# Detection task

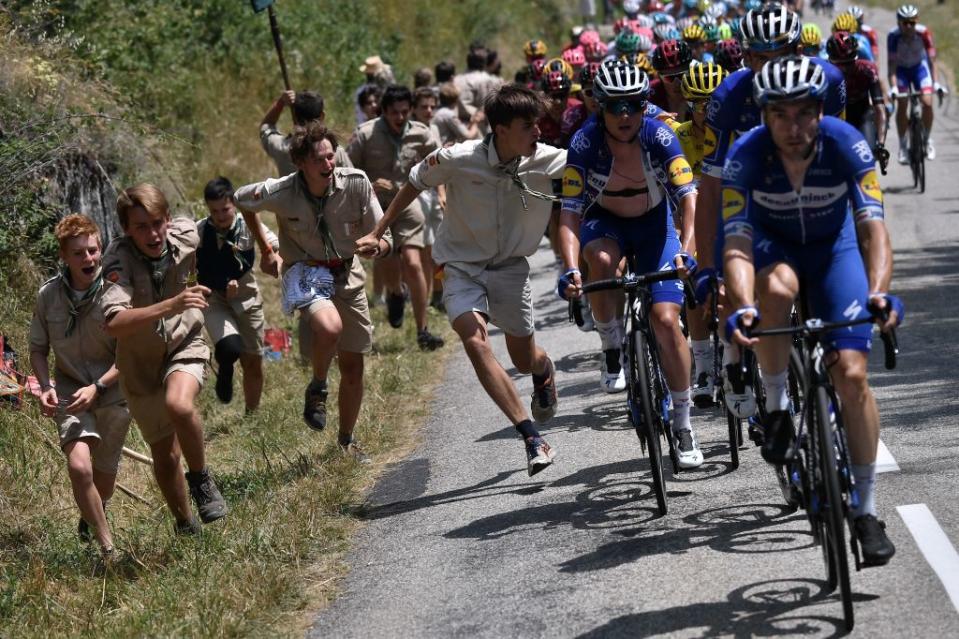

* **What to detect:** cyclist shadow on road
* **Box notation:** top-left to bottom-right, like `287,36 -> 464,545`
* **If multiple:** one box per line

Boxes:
575,577 -> 875,639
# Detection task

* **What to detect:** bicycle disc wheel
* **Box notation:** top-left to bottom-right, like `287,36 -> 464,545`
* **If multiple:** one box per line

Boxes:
814,386 -> 854,631
632,327 -> 667,516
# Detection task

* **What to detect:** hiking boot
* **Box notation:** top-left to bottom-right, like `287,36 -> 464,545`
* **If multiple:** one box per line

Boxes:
303,380 -> 328,431
215,361 -> 234,404
530,357 -> 558,422
185,468 -> 228,524
691,371 -> 715,408
854,514 -> 896,566
417,328 -> 445,351
525,436 -> 557,477
674,429 -> 704,469
761,410 -> 797,464
339,438 -> 372,464
174,517 -> 202,536
386,292 -> 405,328
600,348 -> 626,394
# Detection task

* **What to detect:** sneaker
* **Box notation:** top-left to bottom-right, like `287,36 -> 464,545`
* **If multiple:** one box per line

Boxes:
898,146 -> 909,165
600,348 -> 626,393
174,517 -> 202,536
215,361 -> 234,404
185,468 -> 228,524
530,357 -> 559,422
303,380 -> 328,431
524,436 -> 557,476
386,292 -> 405,328
925,137 -> 936,160
339,438 -> 372,464
854,514 -> 896,566
723,364 -> 757,418
674,429 -> 704,469
417,328 -> 445,351
78,517 -> 92,543
761,410 -> 797,464
691,371 -> 715,408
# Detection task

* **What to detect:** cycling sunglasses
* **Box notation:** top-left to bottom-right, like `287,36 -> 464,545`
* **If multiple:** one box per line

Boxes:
900,20 -> 917,26
605,98 -> 647,116
687,100 -> 708,113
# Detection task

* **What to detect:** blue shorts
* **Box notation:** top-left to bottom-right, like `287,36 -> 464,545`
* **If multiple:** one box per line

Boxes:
753,217 -> 872,353
580,201 -> 685,306
896,60 -> 934,94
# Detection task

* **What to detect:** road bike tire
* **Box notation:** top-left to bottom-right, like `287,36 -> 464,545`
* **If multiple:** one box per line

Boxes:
726,406 -> 741,470
909,116 -> 924,192
814,385 -> 855,632
632,326 -> 668,516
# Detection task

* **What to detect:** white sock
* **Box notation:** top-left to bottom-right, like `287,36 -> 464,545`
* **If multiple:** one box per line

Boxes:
852,463 -> 877,517
762,369 -> 790,413
595,318 -> 623,351
721,337 -> 735,368
691,339 -> 712,378
670,388 -> 691,432
899,135 -> 907,148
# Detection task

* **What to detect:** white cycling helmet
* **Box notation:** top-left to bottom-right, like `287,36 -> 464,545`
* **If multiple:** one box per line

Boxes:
896,4 -> 919,20
623,0 -> 642,16
740,5 -> 802,52
848,5 -> 865,22
594,59 -> 651,104
753,55 -> 828,107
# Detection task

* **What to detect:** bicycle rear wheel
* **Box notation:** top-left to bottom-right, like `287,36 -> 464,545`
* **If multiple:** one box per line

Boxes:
630,326 -> 667,516
814,385 -> 854,631
909,116 -> 925,192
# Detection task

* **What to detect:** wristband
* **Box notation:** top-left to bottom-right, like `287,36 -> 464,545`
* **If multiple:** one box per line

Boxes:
94,381 -> 108,396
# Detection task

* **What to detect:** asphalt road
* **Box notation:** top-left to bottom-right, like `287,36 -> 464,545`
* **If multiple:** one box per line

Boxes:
309,5 -> 959,637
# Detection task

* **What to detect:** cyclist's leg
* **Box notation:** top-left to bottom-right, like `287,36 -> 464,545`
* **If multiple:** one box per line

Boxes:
894,67 -> 911,141
916,59 -> 935,135
582,208 -> 628,391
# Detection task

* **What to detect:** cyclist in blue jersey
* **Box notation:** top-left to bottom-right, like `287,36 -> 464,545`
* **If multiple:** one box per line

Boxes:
723,56 -> 900,565
692,4 -> 847,419
556,60 -> 704,469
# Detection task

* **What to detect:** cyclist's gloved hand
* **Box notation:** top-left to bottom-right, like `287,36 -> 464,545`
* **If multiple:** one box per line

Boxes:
693,267 -> 716,305
556,268 -> 582,301
725,305 -> 759,345
934,82 -> 946,97
868,292 -> 904,330
674,252 -> 697,274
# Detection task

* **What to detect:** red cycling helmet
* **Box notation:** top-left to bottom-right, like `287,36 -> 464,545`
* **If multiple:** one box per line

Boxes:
580,29 -> 601,46
529,58 -> 547,80
562,47 -> 587,67
578,61 -> 604,88
651,38 -> 692,75
647,0 -> 666,12
542,70 -> 572,94
614,16 -> 631,34
826,31 -> 859,62
584,40 -> 609,61
714,38 -> 744,72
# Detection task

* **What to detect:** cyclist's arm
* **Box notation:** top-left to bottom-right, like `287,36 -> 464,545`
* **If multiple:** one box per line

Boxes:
559,136 -> 589,271
646,119 -> 697,251
867,69 -> 888,145
723,234 -> 755,311
558,210 -> 581,272
694,174 -> 720,269
857,219 -> 893,296
922,28 -> 938,84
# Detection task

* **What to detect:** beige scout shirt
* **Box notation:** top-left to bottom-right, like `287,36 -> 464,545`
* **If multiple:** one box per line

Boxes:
346,118 -> 438,209
100,217 -> 207,395
259,123 -> 353,177
408,137 -> 566,268
453,71 -> 504,115
29,274 -> 124,406
433,106 -> 471,145
233,168 -> 392,293
196,216 -> 278,312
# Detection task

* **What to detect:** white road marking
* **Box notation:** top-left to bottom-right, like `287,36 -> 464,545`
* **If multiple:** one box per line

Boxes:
876,439 -> 900,474
897,504 -> 959,613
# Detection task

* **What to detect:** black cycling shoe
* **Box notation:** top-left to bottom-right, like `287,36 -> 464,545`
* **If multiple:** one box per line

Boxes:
386,293 -> 405,328
761,410 -> 797,464
855,514 -> 896,566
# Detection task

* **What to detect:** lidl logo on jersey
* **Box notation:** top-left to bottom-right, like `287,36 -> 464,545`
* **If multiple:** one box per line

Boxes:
703,126 -> 718,155
668,158 -> 694,186
858,169 -> 883,203
562,167 -> 584,197
722,188 -> 745,220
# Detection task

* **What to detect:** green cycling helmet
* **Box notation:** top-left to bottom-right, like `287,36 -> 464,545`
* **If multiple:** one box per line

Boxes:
615,29 -> 642,55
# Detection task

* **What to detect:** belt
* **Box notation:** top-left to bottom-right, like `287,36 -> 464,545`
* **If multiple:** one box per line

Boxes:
305,257 -> 352,270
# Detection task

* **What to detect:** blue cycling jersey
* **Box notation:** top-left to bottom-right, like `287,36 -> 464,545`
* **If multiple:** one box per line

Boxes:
721,116 -> 884,245
701,60 -> 848,179
561,116 -> 697,216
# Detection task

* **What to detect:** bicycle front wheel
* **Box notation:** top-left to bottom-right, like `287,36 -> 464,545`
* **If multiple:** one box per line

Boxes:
631,326 -> 667,516
814,385 -> 854,631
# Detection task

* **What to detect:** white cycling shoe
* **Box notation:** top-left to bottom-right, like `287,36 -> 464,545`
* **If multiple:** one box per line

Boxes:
723,377 -> 758,418
600,349 -> 626,393
898,146 -> 909,165
674,429 -> 704,469
926,138 -> 936,160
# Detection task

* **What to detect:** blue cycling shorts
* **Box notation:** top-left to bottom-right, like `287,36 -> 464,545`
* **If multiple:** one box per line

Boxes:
752,217 -> 872,353
895,60 -> 934,94
580,201 -> 685,306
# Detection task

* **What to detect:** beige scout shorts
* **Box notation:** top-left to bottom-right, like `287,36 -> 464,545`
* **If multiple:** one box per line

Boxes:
391,199 -> 425,250
442,258 -> 535,337
57,402 -> 132,474
297,260 -> 373,356
204,294 -> 265,354
122,333 -> 208,446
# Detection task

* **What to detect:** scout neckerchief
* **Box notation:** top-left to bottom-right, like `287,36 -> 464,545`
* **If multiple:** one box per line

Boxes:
212,215 -> 251,271
60,266 -> 103,337
483,134 -> 559,211
298,173 -> 341,261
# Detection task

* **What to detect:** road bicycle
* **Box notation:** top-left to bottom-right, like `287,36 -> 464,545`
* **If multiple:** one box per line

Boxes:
579,262 -> 694,516
893,87 -> 948,193
742,303 -> 898,632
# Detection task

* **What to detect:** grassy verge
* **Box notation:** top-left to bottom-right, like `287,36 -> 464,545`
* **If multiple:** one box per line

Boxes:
0,253 -> 453,637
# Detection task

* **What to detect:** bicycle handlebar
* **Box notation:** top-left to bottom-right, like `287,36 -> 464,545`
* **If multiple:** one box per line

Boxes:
745,316 -> 898,370
580,269 -> 697,309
